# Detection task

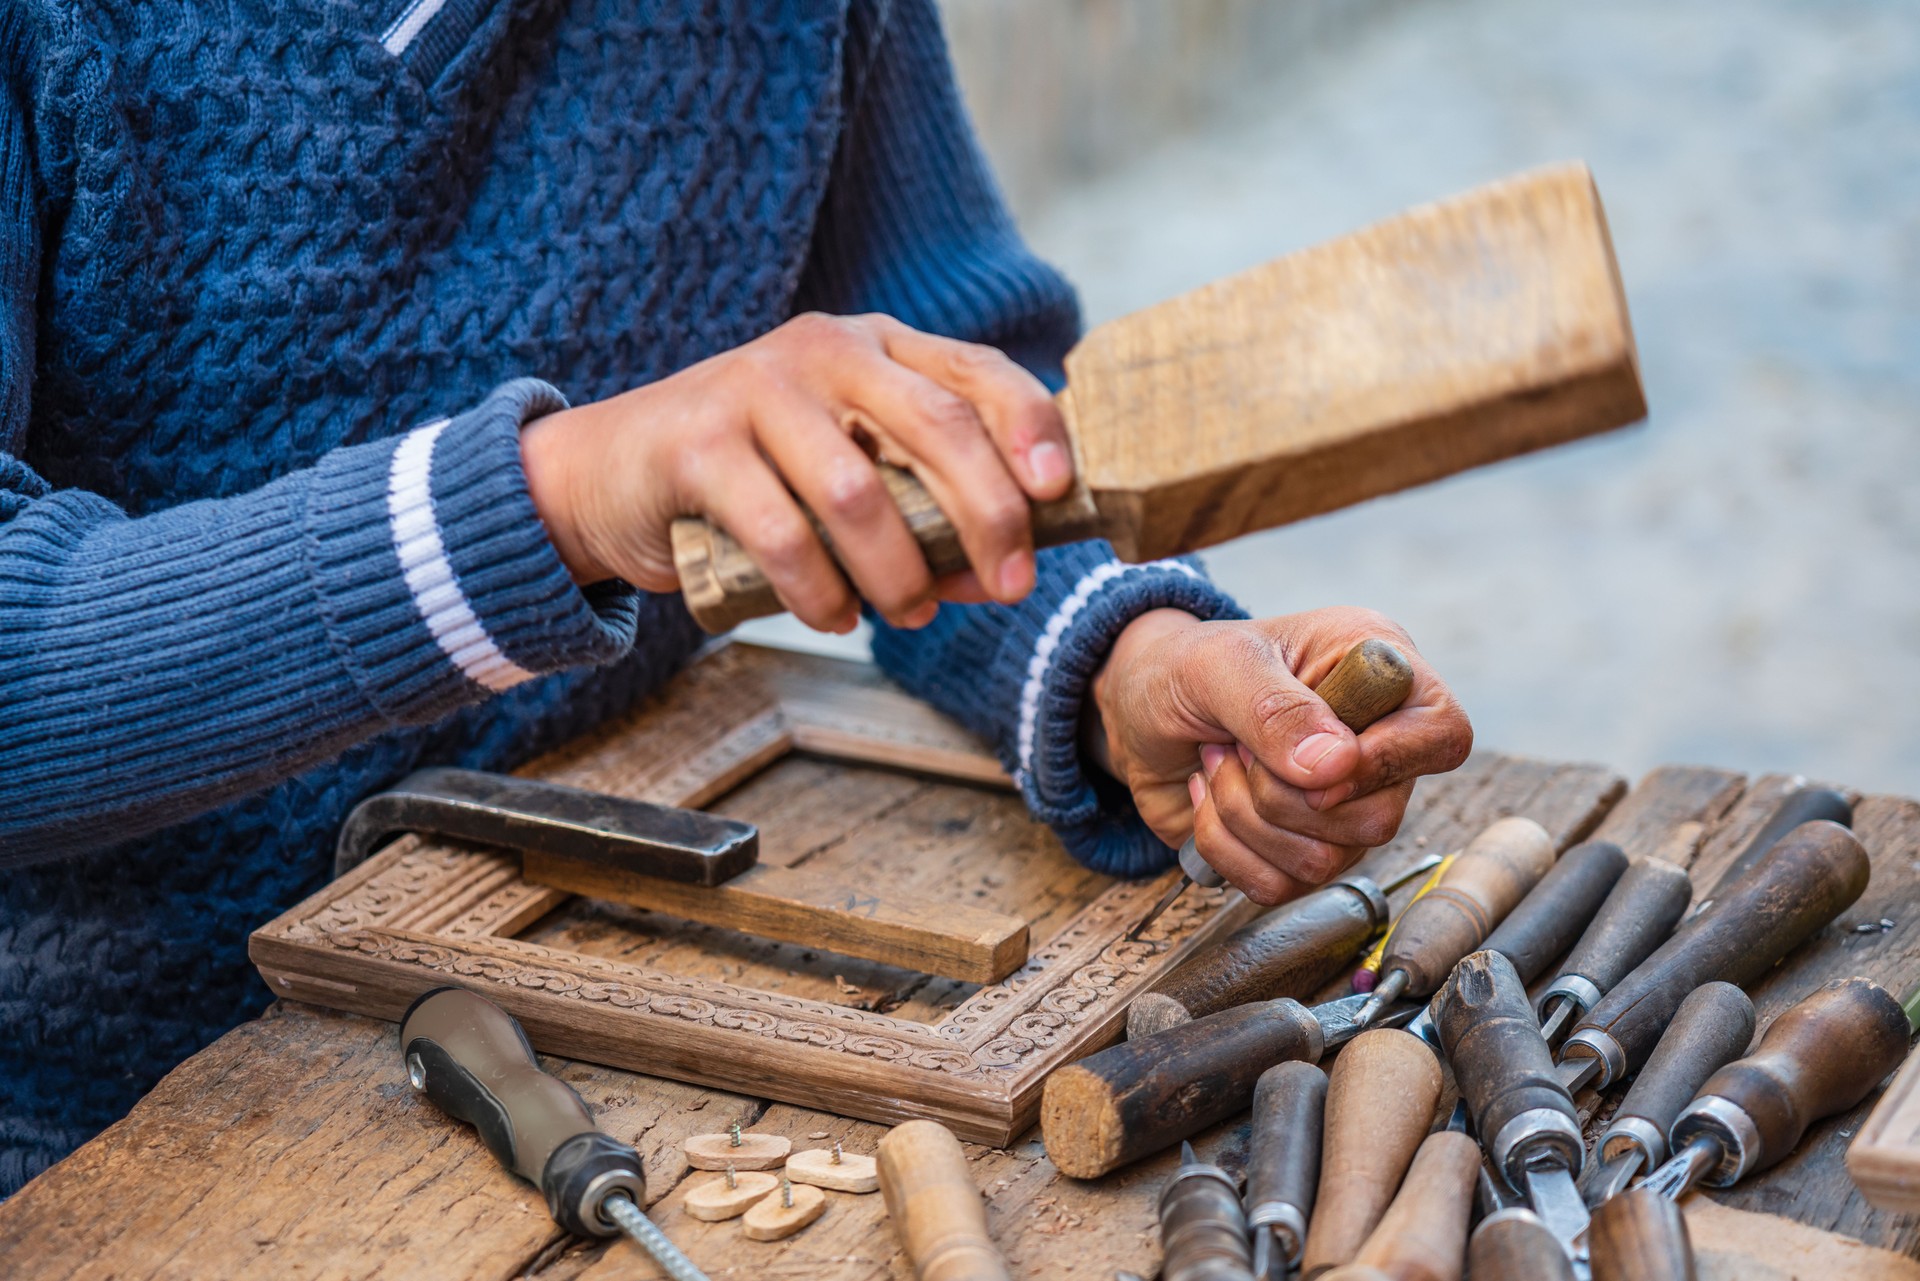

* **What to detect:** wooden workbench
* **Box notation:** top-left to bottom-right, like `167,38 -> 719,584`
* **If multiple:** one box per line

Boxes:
3,647 -> 1918,1280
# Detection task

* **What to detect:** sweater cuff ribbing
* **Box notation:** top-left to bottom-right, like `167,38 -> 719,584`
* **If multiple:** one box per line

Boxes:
304,378 -> 639,725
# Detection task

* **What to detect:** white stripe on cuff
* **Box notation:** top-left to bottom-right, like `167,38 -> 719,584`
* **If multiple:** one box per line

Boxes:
380,0 -> 450,56
386,420 -> 537,693
1013,558 -> 1203,782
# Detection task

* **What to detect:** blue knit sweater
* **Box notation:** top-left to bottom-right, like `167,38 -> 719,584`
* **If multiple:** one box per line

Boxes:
0,0 -> 1243,1191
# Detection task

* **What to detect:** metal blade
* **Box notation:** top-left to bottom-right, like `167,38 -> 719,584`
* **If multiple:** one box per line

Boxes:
1351,968 -> 1409,1029
1313,991 -> 1420,1046
1522,1164 -> 1592,1264
1580,1149 -> 1644,1207
1555,1056 -> 1602,1094
1378,851 -> 1446,895
1639,1136 -> 1719,1202
1126,875 -> 1192,941
1539,994 -> 1577,1045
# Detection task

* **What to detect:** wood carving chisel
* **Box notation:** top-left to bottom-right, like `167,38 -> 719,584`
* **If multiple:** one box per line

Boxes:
1351,816 -> 1555,1028
1040,993 -> 1423,1179
877,1120 -> 1014,1281
398,987 -> 709,1281
1555,820 -> 1870,1094
1437,950 -> 1589,1261
1401,838 -> 1627,1043
1587,1187 -> 1696,1281
1128,639 -> 1416,941
1707,782 -> 1851,892
1159,1142 -> 1257,1281
1345,1131 -> 1481,1281
671,163 -> 1645,632
1246,1062 -> 1327,1280
1536,859 -> 1693,1046
1130,854 -> 1442,1038
1639,976 -> 1914,1201
1580,982 -> 1754,1205
1469,1208 -> 1577,1281
1299,1029 -> 1443,1276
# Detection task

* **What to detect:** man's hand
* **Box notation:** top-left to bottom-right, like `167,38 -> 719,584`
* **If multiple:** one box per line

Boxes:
519,313 -> 1074,633
1088,607 -> 1473,905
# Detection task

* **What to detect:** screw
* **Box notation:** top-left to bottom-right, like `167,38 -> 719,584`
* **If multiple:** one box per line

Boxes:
725,1163 -> 737,1190
832,1141 -> 843,1165
730,1122 -> 742,1148
782,1178 -> 793,1209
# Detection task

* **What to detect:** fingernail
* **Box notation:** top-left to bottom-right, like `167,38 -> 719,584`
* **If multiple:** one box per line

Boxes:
1292,732 -> 1341,772
1026,441 -> 1070,491
997,550 -> 1033,598
1188,773 -> 1206,809
901,601 -> 938,629
1304,788 -> 1326,811
1236,744 -> 1253,770
1305,781 -> 1355,812
1199,743 -> 1229,778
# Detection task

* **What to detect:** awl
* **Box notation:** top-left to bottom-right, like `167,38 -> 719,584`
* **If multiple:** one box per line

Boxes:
1128,639 -> 1415,941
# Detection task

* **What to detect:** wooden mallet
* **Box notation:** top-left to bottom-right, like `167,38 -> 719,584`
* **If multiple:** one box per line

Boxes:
672,161 -> 1644,631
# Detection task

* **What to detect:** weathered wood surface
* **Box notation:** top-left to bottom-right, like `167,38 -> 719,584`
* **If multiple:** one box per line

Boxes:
4,657 -> 1915,1275
672,163 -> 1647,630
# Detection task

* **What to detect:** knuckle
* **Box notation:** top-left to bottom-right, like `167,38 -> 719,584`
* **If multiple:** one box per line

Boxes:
1348,807 -> 1404,850
822,462 -> 886,521
944,341 -> 1008,381
783,311 -> 854,352
910,385 -> 979,439
748,515 -> 815,573
1288,843 -> 1346,887
1241,866 -> 1290,907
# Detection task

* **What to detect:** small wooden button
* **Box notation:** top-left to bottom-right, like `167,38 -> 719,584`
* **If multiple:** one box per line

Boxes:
743,1182 -> 826,1240
684,1170 -> 778,1221
786,1146 -> 879,1193
684,1131 -> 790,1170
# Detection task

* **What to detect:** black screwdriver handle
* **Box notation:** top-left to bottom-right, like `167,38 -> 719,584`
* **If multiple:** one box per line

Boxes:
1601,982 -> 1754,1169
1480,839 -> 1628,984
1563,821 -> 1869,1087
1539,859 -> 1691,1020
1247,1061 -> 1327,1267
1674,976 -> 1912,1184
1437,950 -> 1582,1188
400,986 -> 645,1236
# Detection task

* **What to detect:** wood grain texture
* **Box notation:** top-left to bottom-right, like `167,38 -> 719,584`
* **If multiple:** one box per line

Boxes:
19,757 -> 1917,1279
671,163 -> 1646,629
1849,1046 -> 1920,1213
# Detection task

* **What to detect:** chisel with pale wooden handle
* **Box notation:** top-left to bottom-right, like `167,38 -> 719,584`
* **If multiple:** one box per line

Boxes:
671,162 -> 1644,632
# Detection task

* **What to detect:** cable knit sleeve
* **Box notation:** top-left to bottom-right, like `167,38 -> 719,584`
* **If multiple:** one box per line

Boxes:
798,0 -> 1247,878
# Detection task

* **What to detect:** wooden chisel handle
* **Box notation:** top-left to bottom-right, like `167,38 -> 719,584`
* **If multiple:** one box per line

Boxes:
1468,1209 -> 1576,1281
1041,999 -> 1325,1179
878,1120 -> 1014,1281
1247,1062 -> 1327,1269
1599,982 -> 1754,1170
1379,817 -> 1554,995
1301,1029 -> 1443,1277
1348,1131 -> 1481,1281
1588,1188 -> 1696,1281
1537,859 -> 1691,1023
672,463 -> 1102,633
1674,976 -> 1912,1183
1563,821 -> 1869,1088
1479,839 -> 1627,984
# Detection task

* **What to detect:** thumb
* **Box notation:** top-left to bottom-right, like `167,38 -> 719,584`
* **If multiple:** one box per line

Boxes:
1194,637 -> 1361,791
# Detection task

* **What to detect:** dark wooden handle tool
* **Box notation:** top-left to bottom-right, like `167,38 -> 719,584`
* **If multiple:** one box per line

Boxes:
1645,976 -> 1913,1198
1559,820 -> 1870,1091
1130,857 -> 1441,1038
1346,1131 -> 1480,1281
1711,783 -> 1852,892
1247,1062 -> 1327,1278
1129,640 -> 1415,941
1354,816 -> 1555,1023
1588,1187 -> 1696,1281
399,988 -> 706,1279
1479,838 -> 1628,985
1160,1143 -> 1257,1281
1300,1029 -> 1443,1278
672,164 -> 1644,632
1536,857 -> 1692,1044
1583,982 -> 1754,1204
1467,1209 -> 1576,1281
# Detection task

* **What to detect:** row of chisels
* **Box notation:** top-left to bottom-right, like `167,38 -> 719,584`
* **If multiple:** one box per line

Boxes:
1040,781 -> 1916,1279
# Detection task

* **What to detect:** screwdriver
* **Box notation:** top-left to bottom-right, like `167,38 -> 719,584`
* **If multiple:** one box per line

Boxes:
1640,976 -> 1914,1201
1041,991 -> 1420,1179
1352,815 -> 1555,1028
1400,837 -> 1627,1044
1246,1062 -> 1326,1280
1581,981 -> 1754,1205
1128,639 -> 1415,941
1130,854 -> 1442,1039
1556,820 -> 1869,1093
1436,949 -> 1588,1259
398,987 -> 709,1281
1536,857 -> 1693,1045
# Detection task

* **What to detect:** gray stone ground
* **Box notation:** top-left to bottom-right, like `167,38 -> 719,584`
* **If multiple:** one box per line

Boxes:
742,0 -> 1920,797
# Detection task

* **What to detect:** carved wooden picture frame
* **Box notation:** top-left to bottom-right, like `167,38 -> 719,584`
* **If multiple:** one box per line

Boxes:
250,643 -> 1259,1145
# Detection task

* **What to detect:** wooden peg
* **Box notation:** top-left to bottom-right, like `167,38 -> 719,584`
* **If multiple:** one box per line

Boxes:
1349,1131 -> 1480,1281
742,1179 -> 826,1241
1300,1029 -> 1443,1277
684,1170 -> 779,1221
684,1130 -> 790,1171
878,1119 -> 1013,1281
788,1144 -> 880,1193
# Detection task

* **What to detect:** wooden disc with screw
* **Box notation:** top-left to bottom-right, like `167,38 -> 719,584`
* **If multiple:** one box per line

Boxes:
743,1182 -> 826,1240
684,1171 -> 779,1221
684,1132 -> 790,1170
787,1146 -> 880,1193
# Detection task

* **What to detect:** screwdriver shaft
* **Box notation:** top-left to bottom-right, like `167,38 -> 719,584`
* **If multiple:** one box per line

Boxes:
603,1194 -> 710,1281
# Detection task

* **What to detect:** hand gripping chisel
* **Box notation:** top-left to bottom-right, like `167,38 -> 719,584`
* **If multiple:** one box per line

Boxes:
400,986 -> 709,1281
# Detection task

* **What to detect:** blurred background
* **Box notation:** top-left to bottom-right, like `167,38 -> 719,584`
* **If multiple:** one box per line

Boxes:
740,0 -> 1920,797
